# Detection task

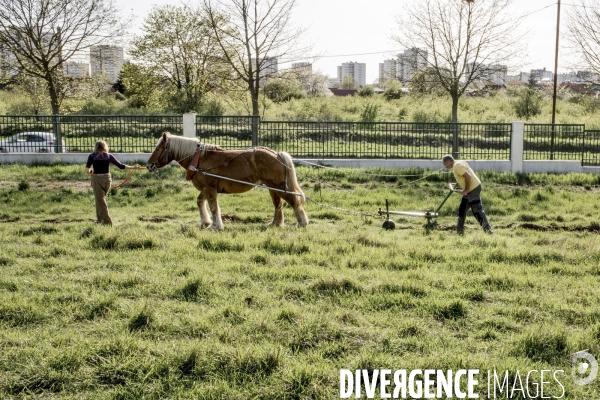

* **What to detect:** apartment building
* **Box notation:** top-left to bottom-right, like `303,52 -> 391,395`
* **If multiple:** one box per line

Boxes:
90,45 -> 124,82
291,61 -> 312,74
530,67 -> 553,83
397,48 -> 428,84
0,46 -> 17,78
337,61 -> 366,87
378,59 -> 397,85
252,56 -> 278,79
63,61 -> 90,78
466,62 -> 508,86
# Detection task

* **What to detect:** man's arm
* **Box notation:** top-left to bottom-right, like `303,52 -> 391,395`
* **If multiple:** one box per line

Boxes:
461,172 -> 472,196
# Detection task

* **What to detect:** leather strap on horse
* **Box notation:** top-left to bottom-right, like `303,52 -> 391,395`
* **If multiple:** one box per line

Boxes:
186,149 -> 202,180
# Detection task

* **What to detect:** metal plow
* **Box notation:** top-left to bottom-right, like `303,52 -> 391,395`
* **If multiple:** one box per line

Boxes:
378,183 -> 462,231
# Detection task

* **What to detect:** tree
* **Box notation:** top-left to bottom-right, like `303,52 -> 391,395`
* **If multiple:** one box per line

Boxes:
0,0 -> 127,115
130,5 -> 231,113
203,0 -> 309,119
408,68 -> 447,95
119,62 -> 166,109
393,0 -> 522,156
340,76 -> 359,90
263,80 -> 303,103
301,71 -> 331,97
7,73 -> 50,114
357,86 -> 375,97
513,77 -> 543,120
565,0 -> 600,76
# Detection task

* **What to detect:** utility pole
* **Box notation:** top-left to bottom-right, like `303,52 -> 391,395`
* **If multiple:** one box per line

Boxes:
550,0 -> 561,160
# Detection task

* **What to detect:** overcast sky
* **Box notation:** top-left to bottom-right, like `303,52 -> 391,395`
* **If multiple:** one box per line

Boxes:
119,0 -> 572,83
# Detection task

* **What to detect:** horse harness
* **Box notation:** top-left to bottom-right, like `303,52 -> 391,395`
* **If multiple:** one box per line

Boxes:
185,144 -> 296,195
186,143 -> 210,180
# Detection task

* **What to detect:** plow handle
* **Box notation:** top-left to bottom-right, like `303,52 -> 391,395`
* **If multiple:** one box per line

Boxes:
435,188 -> 456,214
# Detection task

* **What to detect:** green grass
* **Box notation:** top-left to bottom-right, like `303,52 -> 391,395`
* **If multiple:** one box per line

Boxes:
0,163 -> 599,398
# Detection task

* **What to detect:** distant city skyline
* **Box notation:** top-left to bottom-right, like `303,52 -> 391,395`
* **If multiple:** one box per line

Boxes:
120,0 -> 580,83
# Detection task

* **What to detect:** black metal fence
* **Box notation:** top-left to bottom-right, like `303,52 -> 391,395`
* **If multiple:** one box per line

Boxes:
196,115 -> 257,148
0,115 -> 597,164
196,117 -> 511,160
0,115 -> 182,153
583,129 -> 600,166
523,123 -> 585,161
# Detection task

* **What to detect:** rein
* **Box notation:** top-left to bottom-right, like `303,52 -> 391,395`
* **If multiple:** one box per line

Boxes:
90,166 -> 144,189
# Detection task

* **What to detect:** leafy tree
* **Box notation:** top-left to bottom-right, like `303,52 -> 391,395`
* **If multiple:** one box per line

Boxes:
341,76 -> 359,90
409,68 -> 446,95
7,74 -> 50,114
301,72 -> 331,97
130,5 -> 231,113
119,62 -> 165,109
113,75 -> 125,94
263,81 -> 304,103
513,77 -> 543,120
202,97 -> 226,116
383,88 -> 403,100
357,86 -> 375,97
360,103 -> 380,122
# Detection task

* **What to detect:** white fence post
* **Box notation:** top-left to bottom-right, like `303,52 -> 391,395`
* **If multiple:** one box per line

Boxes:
183,113 -> 197,138
511,121 -> 524,173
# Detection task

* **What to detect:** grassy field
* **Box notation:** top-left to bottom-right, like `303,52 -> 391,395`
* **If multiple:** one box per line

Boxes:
0,163 -> 599,399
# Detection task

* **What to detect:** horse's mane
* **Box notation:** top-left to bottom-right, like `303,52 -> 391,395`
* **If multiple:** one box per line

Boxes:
168,135 -> 200,159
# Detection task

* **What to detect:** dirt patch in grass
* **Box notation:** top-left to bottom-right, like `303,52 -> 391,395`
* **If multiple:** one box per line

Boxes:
138,216 -> 170,223
515,222 -> 600,233
0,217 -> 94,224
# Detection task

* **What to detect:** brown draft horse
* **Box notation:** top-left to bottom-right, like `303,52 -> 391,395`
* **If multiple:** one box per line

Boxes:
146,132 -> 309,230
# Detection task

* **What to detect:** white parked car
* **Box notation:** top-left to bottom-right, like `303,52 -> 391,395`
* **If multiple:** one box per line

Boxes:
0,132 -> 66,153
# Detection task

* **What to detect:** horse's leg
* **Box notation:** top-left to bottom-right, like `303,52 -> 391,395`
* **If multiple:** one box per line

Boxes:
282,193 -> 309,227
197,191 -> 212,229
269,190 -> 284,227
205,188 -> 224,231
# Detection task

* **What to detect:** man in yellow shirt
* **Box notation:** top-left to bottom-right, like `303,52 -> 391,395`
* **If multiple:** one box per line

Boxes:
442,155 -> 492,234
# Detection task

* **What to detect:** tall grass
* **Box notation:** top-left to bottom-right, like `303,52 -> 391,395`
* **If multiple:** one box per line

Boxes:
0,163 -> 599,398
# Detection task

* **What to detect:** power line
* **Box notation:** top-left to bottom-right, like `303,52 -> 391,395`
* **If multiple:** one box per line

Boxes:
516,3 -> 557,20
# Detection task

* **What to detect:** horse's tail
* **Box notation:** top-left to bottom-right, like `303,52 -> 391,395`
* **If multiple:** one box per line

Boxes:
279,151 -> 305,206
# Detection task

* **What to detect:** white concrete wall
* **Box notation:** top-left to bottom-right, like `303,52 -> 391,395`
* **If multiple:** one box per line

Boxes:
523,160 -> 582,173
0,153 -> 150,165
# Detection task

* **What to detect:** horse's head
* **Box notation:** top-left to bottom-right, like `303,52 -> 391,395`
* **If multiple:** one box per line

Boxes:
147,132 -> 172,172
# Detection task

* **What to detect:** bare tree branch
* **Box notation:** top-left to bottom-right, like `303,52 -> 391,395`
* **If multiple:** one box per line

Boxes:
0,0 -> 128,114
565,0 -> 600,77
203,0 -> 310,117
392,0 -> 523,156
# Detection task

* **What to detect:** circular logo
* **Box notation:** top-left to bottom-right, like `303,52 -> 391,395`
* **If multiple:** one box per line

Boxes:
572,351 -> 598,386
